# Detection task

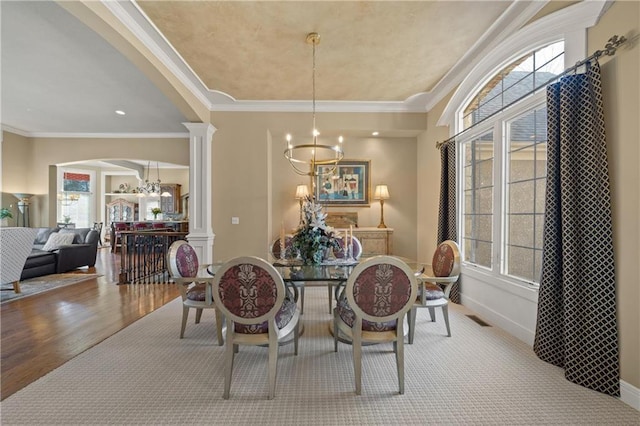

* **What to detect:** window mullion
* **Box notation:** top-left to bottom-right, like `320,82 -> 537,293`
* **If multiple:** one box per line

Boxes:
493,121 -> 504,274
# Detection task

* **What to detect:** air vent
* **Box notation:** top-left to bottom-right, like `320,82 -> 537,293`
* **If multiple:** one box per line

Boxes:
467,315 -> 491,327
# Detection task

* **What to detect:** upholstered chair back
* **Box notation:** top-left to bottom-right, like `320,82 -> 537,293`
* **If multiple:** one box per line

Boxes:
214,256 -> 296,334
333,235 -> 362,260
341,256 -> 417,330
270,235 -> 294,260
432,240 -> 461,278
168,240 -> 199,278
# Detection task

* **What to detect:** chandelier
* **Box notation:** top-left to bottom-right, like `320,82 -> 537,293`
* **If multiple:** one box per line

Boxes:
285,32 -> 344,177
58,192 -> 80,206
136,161 -> 171,198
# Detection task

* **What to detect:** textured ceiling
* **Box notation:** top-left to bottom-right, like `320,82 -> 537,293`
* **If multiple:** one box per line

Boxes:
137,1 -> 512,102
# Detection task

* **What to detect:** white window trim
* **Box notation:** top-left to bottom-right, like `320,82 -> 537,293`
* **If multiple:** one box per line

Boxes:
438,0 -> 606,129
440,1 -> 607,295
57,166 -> 96,226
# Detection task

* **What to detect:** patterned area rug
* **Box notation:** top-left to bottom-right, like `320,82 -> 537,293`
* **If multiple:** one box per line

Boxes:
1,287 -> 637,424
1,273 -> 100,304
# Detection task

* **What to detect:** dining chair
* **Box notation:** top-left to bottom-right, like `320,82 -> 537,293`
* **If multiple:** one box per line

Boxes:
407,240 -> 461,343
270,235 -> 307,314
333,255 -> 418,395
327,235 -> 362,313
166,240 -> 224,345
213,256 -> 300,399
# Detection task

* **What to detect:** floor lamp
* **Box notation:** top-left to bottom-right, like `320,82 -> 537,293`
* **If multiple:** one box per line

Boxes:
374,185 -> 390,229
13,193 -> 34,227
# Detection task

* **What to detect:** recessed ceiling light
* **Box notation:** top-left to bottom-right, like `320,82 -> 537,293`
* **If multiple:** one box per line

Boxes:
372,131 -> 379,136
115,110 -> 126,116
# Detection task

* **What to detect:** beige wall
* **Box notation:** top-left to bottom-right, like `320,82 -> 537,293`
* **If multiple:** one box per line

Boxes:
0,134 -> 189,227
590,0 -> 640,389
417,91 -> 454,264
209,111 -> 426,262
0,132 -> 31,226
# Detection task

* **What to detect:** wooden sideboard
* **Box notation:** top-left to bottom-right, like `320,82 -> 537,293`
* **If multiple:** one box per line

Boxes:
337,227 -> 393,256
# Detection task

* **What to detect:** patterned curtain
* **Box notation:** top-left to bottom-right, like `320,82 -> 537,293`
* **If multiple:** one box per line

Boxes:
533,61 -> 619,396
437,140 -> 459,303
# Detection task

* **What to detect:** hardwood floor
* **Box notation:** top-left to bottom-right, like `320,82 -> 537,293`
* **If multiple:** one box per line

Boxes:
0,247 -> 180,400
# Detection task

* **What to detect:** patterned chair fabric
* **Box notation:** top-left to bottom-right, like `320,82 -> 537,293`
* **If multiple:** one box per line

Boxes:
408,240 -> 460,343
333,236 -> 362,259
174,243 -> 199,278
216,263 -> 296,334
333,256 -> 418,395
337,263 -> 412,331
166,240 -> 224,344
432,242 -> 456,277
213,256 -> 300,399
270,235 -> 294,260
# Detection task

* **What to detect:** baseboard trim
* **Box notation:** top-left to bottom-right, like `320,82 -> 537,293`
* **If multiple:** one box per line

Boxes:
620,380 -> 640,411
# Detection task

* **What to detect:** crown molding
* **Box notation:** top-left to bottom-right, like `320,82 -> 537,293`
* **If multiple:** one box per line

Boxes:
437,0 -> 610,128
208,100 -> 429,113
103,1 -> 214,110
101,1 -> 488,114
1,125 -> 30,137
424,0 -> 548,112
1,125 -> 188,139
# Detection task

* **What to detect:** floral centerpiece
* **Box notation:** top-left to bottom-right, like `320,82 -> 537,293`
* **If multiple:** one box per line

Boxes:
151,207 -> 162,220
287,196 -> 341,265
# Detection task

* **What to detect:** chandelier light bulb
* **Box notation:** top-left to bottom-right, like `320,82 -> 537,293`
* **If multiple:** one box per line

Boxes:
283,32 -> 344,177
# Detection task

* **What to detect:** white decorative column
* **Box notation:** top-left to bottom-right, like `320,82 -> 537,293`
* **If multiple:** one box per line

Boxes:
183,122 -> 216,263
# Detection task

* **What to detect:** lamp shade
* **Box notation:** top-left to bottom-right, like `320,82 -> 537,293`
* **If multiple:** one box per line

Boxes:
374,185 -> 390,200
295,184 -> 310,199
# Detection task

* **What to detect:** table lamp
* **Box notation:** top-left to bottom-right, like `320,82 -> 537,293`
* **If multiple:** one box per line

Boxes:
374,185 -> 390,228
295,184 -> 310,226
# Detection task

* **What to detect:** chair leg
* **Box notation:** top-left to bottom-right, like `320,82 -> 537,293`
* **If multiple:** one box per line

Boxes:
327,284 -> 333,314
353,320 -> 363,395
223,325 -> 234,399
268,327 -> 279,400
195,308 -> 203,324
397,321 -> 405,395
428,306 -> 436,322
215,309 -> 224,346
180,306 -> 189,338
333,308 -> 339,352
12,281 -> 21,294
407,307 -> 417,344
442,304 -> 451,337
294,319 -> 300,356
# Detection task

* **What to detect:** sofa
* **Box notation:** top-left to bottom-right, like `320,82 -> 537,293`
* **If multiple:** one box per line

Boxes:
20,227 -> 100,280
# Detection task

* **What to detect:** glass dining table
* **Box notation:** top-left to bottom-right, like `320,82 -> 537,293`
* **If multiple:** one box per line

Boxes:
208,256 -> 450,343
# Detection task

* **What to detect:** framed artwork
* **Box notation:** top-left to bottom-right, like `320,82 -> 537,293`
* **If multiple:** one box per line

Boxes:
314,160 -> 370,206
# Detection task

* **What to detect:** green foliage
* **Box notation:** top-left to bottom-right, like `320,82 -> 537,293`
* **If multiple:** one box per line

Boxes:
287,196 -> 340,264
0,207 -> 13,219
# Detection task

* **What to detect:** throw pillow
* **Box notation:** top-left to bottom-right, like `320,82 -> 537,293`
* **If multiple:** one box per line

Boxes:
42,233 -> 76,251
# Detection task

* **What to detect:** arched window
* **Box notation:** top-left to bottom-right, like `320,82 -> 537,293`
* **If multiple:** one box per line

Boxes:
459,41 -> 564,285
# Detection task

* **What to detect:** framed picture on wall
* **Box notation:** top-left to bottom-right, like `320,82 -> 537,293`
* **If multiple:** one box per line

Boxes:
314,160 -> 370,206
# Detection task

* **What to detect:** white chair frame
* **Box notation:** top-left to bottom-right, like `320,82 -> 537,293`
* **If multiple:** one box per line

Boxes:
166,240 -> 224,345
333,255 -> 418,395
213,256 -> 300,400
327,235 -> 362,313
269,235 -> 307,314
407,240 -> 460,343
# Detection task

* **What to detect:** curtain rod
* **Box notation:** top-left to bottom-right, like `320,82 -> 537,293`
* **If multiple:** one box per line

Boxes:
435,35 -> 627,149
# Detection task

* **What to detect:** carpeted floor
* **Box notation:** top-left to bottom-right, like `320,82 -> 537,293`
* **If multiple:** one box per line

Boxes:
0,273 -> 100,304
1,287 -> 637,425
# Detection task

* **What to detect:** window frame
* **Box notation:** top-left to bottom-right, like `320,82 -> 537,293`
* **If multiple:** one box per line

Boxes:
458,87 -> 548,289
57,166 -> 96,228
